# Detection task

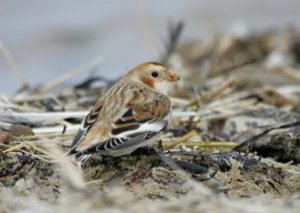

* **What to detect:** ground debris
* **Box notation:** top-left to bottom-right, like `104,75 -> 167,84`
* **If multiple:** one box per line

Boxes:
1,24 -> 300,212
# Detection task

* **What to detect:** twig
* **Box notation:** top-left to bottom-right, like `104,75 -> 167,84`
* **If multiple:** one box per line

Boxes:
170,97 -> 190,106
37,57 -> 103,93
84,179 -> 104,186
154,148 -> 212,196
0,102 -> 43,112
273,67 -> 300,82
0,110 -> 87,124
27,143 -> 58,159
163,130 -> 198,150
137,0 -> 159,59
184,141 -> 238,152
234,121 -> 300,152
189,77 -> 238,106
172,111 -> 197,117
0,41 -> 30,89
44,140 -> 86,190
33,124 -> 81,135
197,98 -> 262,120
161,21 -> 184,62
2,143 -> 26,153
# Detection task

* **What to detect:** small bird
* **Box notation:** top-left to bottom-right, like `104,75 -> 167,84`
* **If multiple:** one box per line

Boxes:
68,62 -> 180,164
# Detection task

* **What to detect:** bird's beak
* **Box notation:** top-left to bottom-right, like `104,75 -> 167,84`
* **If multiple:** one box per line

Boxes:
167,71 -> 180,81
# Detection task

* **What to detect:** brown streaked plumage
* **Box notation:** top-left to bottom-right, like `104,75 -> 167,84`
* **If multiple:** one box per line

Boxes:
68,62 -> 180,163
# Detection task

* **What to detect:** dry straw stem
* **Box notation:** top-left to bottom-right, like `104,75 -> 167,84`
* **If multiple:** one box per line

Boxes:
170,97 -> 191,106
37,56 -> 103,93
1,109 -> 195,126
33,124 -> 81,135
172,110 -> 197,117
2,142 -> 53,163
189,77 -> 238,106
0,111 -> 87,125
12,89 -> 82,102
184,141 -> 238,152
0,41 -> 30,89
261,157 -> 293,169
272,67 -> 300,82
278,85 -> 300,95
163,130 -> 198,150
0,103 -> 42,112
2,143 -> 26,153
27,143 -> 57,158
44,139 -> 86,190
261,158 -> 300,175
198,97 -> 262,120
137,0 -> 159,59
0,95 -> 43,112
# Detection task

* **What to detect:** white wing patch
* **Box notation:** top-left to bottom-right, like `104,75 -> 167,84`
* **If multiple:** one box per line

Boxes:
114,121 -> 166,138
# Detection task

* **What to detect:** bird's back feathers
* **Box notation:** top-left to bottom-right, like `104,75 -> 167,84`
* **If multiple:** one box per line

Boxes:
68,80 -> 171,162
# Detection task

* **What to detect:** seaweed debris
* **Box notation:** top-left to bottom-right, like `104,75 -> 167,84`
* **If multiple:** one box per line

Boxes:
1,24 -> 300,212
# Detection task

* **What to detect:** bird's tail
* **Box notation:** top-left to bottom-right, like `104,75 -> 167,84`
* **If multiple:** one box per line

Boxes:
74,152 -> 92,165
67,148 -> 92,166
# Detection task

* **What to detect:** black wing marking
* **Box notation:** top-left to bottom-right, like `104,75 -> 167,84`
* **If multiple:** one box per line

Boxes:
122,108 -> 133,118
83,132 -> 147,154
111,109 -> 155,136
68,129 -> 85,155
83,105 -> 102,130
68,105 -> 102,155
111,109 -> 140,135
83,121 -> 168,155
111,124 -> 141,135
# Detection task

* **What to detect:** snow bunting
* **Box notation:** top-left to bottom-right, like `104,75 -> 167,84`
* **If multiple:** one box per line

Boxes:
68,62 -> 180,163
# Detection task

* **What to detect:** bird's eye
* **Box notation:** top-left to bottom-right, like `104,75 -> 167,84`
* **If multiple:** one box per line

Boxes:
151,71 -> 158,78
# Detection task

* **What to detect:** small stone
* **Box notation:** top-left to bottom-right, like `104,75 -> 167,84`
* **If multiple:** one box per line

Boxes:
9,124 -> 34,136
0,130 -> 11,148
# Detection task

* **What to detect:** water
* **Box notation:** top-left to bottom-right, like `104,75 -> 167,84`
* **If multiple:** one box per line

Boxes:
0,0 -> 299,94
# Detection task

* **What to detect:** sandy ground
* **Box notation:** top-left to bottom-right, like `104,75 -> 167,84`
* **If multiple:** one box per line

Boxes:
1,2 -> 300,211
1,148 -> 300,213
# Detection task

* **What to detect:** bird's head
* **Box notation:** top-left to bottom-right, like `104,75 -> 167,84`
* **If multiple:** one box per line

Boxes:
125,62 -> 180,94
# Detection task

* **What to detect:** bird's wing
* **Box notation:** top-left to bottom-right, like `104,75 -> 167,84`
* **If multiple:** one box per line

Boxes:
68,100 -> 103,155
71,87 -> 171,155
83,110 -> 169,154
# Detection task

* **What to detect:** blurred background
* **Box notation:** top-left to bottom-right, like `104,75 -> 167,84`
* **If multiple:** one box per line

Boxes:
0,0 -> 299,94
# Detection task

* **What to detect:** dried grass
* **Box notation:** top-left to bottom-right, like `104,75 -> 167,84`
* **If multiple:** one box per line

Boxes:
1,23 -> 300,212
